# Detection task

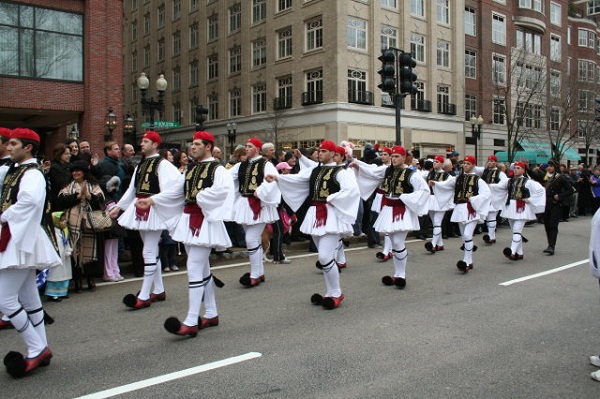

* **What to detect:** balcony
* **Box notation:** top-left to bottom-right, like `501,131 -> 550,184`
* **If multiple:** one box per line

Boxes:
301,91 -> 323,105
438,103 -> 457,115
410,98 -> 432,112
273,96 -> 292,110
348,90 -> 374,105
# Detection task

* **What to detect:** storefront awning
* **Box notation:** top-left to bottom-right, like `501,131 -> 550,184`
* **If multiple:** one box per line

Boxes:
519,140 -> 580,162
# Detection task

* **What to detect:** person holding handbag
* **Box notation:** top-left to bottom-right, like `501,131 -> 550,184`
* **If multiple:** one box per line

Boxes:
55,160 -> 105,292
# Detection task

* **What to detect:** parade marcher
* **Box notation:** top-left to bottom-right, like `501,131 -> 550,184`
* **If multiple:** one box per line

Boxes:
479,155 -> 508,245
431,155 -> 491,273
540,160 -> 573,256
499,162 -> 545,260
353,145 -> 429,288
424,155 -> 453,254
265,140 -> 359,309
0,127 -> 12,166
153,131 -> 233,337
0,128 -> 61,378
109,131 -> 182,309
228,137 -> 281,287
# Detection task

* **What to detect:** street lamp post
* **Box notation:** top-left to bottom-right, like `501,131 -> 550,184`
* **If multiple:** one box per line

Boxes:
123,112 -> 135,145
227,121 -> 237,155
137,72 -> 168,131
470,115 -> 483,163
69,125 -> 79,140
105,107 -> 117,141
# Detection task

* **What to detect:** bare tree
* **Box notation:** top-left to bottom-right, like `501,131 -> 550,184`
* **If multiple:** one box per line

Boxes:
262,93 -> 293,149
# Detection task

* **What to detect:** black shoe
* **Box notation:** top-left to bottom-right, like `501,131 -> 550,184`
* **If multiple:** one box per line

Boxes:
543,246 -> 555,255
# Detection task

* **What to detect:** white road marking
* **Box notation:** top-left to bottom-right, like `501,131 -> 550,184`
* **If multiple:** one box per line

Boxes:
499,259 -> 588,286
74,352 -> 262,399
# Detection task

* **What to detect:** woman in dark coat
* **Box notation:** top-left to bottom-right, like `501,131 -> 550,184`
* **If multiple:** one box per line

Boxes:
48,143 -> 72,208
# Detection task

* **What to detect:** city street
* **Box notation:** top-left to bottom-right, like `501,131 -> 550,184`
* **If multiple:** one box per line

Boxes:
1,216 -> 600,398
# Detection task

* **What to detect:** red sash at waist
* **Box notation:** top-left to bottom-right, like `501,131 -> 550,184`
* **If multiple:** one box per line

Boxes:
0,223 -> 11,253
311,200 -> 327,228
135,194 -> 151,221
247,196 -> 262,220
382,197 -> 406,221
516,199 -> 526,213
457,200 -> 476,219
184,203 -> 205,236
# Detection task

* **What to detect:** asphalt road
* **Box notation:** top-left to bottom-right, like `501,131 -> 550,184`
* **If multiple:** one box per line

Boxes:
1,216 -> 600,398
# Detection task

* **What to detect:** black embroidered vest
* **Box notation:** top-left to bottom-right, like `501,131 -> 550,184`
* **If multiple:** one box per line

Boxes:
184,161 -> 220,204
383,167 -> 415,198
238,158 -> 267,196
454,173 -> 480,202
0,157 -> 11,167
507,176 -> 530,203
309,166 -> 343,201
426,169 -> 449,194
482,168 -> 501,184
134,157 -> 163,196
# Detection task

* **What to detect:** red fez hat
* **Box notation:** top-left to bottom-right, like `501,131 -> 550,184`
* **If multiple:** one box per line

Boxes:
488,155 -> 498,162
247,137 -> 263,149
335,146 -> 346,156
0,128 -> 11,139
391,145 -> 407,156
382,146 -> 392,155
464,155 -> 476,165
319,140 -> 337,152
514,161 -> 526,169
143,131 -> 162,145
11,128 -> 39,143
194,131 -> 215,142
434,155 -> 445,163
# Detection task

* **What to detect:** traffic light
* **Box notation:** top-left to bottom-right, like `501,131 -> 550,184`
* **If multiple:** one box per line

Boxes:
399,52 -> 418,95
195,105 -> 209,130
595,97 -> 600,122
377,49 -> 396,95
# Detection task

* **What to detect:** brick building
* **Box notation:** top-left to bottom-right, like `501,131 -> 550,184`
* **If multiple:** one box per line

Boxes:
0,0 -> 123,158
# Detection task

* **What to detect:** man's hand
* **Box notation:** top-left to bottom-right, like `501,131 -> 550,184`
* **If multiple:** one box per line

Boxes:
264,174 -> 278,183
428,180 -> 436,187
109,206 -> 121,219
293,149 -> 302,159
135,198 -> 154,210
91,154 -> 99,166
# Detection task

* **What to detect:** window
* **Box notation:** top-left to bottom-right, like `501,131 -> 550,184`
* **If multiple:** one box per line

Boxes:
173,0 -> 181,20
229,4 -> 241,32
348,69 -> 367,103
437,40 -> 450,67
550,70 -> 561,97
589,0 -> 600,15
410,33 -> 425,63
550,2 -> 561,25
579,29 -> 595,48
278,27 -> 292,59
173,31 -> 181,56
132,51 -> 138,71
533,105 -> 542,129
381,0 -> 397,8
516,30 -> 542,55
252,83 -> 267,113
380,26 -> 397,50
190,23 -> 198,48
465,50 -> 476,79
437,85 -> 450,111
550,35 -> 561,62
347,17 -> 367,50
253,38 -> 267,67
158,39 -> 165,61
414,81 -> 425,102
519,0 -> 543,12
144,13 -> 150,35
492,54 -> 506,85
190,98 -> 197,124
493,98 -> 505,125
190,60 -> 198,86
306,69 -> 323,103
579,90 -> 591,112
207,14 -> 218,41
550,107 -> 560,131
144,45 -> 150,66
157,5 -> 165,28
278,0 -> 292,12
306,18 -> 323,51
525,66 -> 542,90
465,7 -> 475,36
173,67 -> 180,91
173,103 -> 181,123
437,0 -> 449,25
207,94 -> 218,121
208,54 -> 218,80
132,20 -> 137,41
277,76 -> 292,108
411,0 -> 424,17
229,46 -> 241,73
465,94 -> 477,120
492,13 -> 506,45
230,89 -> 241,117
579,60 -> 596,82
132,0 -> 138,10
253,0 -> 266,24
190,0 -> 198,11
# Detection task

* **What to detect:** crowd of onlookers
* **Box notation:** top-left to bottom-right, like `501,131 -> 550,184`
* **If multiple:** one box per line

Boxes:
34,137 -> 600,303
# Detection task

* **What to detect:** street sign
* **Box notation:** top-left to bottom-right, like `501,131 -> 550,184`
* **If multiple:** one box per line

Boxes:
141,121 -> 180,129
